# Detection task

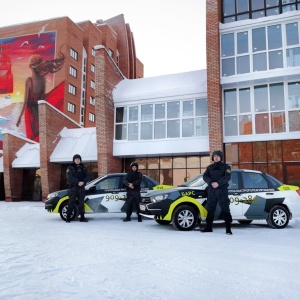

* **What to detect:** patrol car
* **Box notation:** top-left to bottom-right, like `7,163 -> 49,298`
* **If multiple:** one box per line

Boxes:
139,169 -> 300,231
45,173 -> 171,221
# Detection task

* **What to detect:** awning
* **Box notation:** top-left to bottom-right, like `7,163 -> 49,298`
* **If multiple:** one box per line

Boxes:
12,143 -> 40,168
50,127 -> 97,163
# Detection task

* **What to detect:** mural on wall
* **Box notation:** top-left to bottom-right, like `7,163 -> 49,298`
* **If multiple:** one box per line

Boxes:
0,29 -> 65,147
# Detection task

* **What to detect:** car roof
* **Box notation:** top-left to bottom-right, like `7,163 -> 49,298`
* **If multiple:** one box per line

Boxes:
231,169 -> 262,174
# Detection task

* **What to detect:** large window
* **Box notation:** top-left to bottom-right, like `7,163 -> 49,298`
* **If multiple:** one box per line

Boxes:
115,99 -> 208,141
224,81 -> 300,136
222,0 -> 300,23
221,20 -> 300,77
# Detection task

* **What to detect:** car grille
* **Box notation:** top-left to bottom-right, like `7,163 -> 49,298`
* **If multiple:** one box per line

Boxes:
141,197 -> 151,203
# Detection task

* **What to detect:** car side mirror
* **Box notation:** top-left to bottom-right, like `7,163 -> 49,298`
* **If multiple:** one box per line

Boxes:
89,186 -> 96,192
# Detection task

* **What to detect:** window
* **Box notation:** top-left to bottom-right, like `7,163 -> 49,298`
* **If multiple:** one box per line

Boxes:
242,172 -> 268,189
68,84 -> 76,96
91,64 -> 95,73
90,96 -> 95,105
69,66 -> 77,77
108,49 -> 114,58
167,101 -> 180,118
92,48 -> 96,57
68,102 -> 75,113
129,106 -> 138,121
89,113 -> 95,122
224,81 -> 300,137
286,22 -> 299,46
70,48 -> 78,60
141,104 -> 153,121
114,99 -> 208,141
221,0 -> 300,23
91,80 -> 95,89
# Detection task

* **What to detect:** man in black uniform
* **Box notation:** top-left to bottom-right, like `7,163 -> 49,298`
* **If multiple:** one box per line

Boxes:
123,161 -> 143,222
201,150 -> 233,235
66,154 -> 90,223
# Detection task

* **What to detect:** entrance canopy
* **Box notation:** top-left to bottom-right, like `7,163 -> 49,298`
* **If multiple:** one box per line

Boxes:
12,143 -> 40,168
50,127 -> 97,163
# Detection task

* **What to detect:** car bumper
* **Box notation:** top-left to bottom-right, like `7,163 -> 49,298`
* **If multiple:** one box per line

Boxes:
139,203 -> 164,216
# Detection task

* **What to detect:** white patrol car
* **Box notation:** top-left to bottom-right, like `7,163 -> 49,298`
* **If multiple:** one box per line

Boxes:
45,173 -> 171,221
140,169 -> 300,231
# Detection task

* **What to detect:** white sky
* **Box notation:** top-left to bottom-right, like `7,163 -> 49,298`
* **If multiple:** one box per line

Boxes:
1,201 -> 300,299
0,0 -> 206,78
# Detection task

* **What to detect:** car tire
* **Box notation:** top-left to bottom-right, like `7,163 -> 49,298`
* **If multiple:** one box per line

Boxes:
172,205 -> 197,231
267,205 -> 289,229
155,218 -> 171,225
238,220 -> 253,225
59,201 -> 77,221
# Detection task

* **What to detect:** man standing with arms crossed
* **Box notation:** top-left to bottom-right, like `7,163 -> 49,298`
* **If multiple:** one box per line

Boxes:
123,161 -> 143,222
66,154 -> 90,223
201,150 -> 233,235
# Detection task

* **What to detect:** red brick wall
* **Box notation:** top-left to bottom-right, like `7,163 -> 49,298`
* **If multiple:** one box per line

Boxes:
39,102 -> 81,200
2,134 -> 35,201
206,0 -> 224,154
95,48 -> 123,176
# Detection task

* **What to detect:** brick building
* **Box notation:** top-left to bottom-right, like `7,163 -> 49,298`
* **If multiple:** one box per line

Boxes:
206,0 -> 300,186
0,14 -> 142,201
1,1 -> 300,202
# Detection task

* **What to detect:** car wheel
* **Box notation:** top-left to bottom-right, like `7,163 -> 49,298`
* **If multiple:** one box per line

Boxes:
155,218 -> 171,225
59,201 -> 77,221
267,205 -> 289,229
238,220 -> 253,225
172,205 -> 197,231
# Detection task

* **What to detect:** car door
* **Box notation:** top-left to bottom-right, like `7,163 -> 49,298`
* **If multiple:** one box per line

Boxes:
239,171 -> 275,220
86,175 -> 127,212
228,171 -> 244,218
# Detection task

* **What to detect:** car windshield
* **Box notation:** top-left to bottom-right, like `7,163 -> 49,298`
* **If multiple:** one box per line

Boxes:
180,174 -> 206,187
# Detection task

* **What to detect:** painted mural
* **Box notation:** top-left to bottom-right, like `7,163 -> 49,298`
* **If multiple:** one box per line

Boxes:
0,30 -> 65,147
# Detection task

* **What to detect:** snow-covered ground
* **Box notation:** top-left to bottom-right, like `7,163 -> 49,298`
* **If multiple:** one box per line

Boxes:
1,201 -> 299,300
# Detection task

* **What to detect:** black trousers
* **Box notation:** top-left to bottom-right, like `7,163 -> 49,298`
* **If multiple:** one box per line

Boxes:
206,188 -> 232,224
126,190 -> 141,216
67,186 -> 86,216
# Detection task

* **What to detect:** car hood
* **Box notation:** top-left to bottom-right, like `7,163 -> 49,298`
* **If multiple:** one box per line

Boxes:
144,185 -> 206,197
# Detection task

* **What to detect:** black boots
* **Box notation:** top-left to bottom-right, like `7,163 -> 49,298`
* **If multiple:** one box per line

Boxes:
123,214 -> 141,222
200,226 -> 212,233
80,215 -> 88,222
225,220 -> 232,235
66,216 -> 71,223
123,214 -> 131,222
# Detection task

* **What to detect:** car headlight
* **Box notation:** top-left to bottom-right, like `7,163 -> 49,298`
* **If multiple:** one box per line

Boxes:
150,194 -> 169,203
47,192 -> 59,201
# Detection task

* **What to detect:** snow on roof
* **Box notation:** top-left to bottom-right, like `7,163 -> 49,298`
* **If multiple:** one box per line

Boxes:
113,69 -> 207,103
50,127 -> 97,163
12,143 -> 40,168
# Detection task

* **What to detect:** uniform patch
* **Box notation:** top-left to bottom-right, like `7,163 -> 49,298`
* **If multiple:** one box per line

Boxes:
226,169 -> 231,173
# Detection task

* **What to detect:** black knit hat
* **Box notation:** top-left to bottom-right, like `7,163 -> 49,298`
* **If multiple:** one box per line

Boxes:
130,161 -> 138,169
211,150 -> 223,161
73,154 -> 82,162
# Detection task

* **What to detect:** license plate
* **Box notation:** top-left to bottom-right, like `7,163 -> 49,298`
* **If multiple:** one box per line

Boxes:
140,205 -> 146,211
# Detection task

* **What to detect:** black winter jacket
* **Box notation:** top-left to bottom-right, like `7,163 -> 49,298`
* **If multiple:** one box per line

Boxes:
66,163 -> 90,188
203,161 -> 231,189
124,170 -> 143,192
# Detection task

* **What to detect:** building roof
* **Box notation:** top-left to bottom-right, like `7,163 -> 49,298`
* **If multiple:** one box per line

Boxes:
50,127 -> 97,163
12,143 -> 40,168
113,69 -> 207,103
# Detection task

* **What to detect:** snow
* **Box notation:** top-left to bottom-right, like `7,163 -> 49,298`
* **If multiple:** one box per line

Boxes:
1,201 -> 300,300
113,70 -> 207,103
